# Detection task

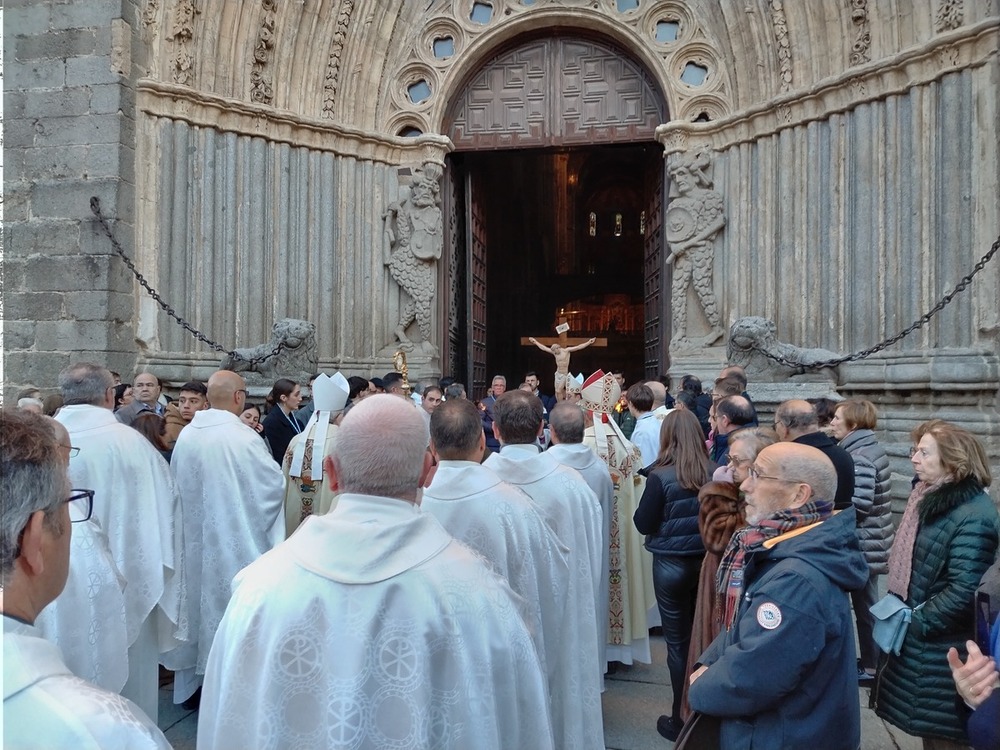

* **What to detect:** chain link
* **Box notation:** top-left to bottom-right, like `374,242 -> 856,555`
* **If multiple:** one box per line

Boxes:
89,197 -> 285,368
743,234 -> 1000,370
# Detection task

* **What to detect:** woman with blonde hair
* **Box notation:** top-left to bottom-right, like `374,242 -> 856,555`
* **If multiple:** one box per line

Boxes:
830,399 -> 893,681
873,420 -> 1000,749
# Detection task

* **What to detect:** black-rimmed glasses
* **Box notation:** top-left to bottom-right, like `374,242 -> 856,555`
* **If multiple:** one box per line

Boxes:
61,445 -> 81,458
66,489 -> 95,523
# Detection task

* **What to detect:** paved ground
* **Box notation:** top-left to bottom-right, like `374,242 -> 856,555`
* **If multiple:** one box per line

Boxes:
158,637 -> 923,749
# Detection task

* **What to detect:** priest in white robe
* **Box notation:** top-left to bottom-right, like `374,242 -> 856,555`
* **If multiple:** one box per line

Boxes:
2,408 -> 170,749
282,371 -> 349,537
199,394 -> 553,750
546,401 -> 614,676
581,370 -> 657,666
423,399 -> 581,747
55,363 -> 188,721
170,369 -> 285,703
483,390 -> 605,750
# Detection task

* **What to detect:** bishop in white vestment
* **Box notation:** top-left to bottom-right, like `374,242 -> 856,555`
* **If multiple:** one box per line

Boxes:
170,370 -> 285,698
199,395 -> 553,750
483,390 -> 605,750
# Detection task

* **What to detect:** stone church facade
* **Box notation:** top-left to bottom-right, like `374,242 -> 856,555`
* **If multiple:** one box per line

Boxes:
4,1 -> 999,487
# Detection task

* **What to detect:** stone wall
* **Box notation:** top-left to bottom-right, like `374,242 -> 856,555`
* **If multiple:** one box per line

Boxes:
4,0 -> 142,398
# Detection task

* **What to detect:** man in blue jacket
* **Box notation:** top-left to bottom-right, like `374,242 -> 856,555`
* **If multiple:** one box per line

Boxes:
688,442 -> 869,750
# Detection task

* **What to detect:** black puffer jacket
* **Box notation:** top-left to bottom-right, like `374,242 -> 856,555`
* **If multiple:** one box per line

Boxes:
873,477 -> 1000,742
634,462 -> 714,556
839,429 -> 893,574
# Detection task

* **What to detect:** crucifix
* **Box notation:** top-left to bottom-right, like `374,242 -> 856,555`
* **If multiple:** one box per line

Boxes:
520,314 -> 607,398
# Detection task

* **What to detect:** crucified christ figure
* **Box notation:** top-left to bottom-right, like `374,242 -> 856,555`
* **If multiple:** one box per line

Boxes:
527,336 -> 597,399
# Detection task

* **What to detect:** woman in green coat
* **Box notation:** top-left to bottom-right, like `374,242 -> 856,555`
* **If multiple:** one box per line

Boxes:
873,420 -> 1000,749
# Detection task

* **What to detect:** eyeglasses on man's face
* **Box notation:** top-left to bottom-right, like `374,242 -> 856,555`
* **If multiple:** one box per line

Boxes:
746,465 -> 802,484
66,488 -> 95,523
727,454 -> 751,467
60,444 -> 81,457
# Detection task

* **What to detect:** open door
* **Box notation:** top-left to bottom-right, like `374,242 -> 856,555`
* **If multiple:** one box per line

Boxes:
644,159 -> 669,380
466,171 -> 488,399
441,162 -> 465,382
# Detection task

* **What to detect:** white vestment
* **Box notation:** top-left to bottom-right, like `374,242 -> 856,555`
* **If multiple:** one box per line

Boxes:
282,425 -> 340,537
2,618 -> 170,750
423,461 -> 586,747
170,408 -> 285,676
198,493 -> 554,750
546,442 -> 614,673
483,444 -> 605,750
35,514 -> 128,693
54,404 -> 188,721
629,411 -> 661,469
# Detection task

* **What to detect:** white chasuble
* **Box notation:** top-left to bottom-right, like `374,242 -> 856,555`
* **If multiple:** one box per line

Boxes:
170,408 -> 285,674
198,493 -> 553,750
584,425 -> 656,664
3,619 -> 170,750
483,444 -> 605,750
281,425 -> 340,538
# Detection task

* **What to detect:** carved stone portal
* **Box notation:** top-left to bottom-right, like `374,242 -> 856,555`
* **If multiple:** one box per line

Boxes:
383,162 -> 443,355
665,151 -> 725,351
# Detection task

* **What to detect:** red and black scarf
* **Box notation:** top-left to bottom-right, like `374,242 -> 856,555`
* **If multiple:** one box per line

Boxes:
715,499 -> 833,630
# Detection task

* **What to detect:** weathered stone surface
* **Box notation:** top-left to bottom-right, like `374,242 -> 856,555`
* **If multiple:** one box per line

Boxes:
66,54 -> 123,87
4,353 -> 74,395
64,291 -> 133,321
22,255 -> 113,292
33,320 -> 134,352
14,28 -> 99,61
28,112 -> 124,146
5,292 -> 64,321
22,87 -> 91,118
11,59 -> 65,89
48,0 -> 122,32
6,220 -> 82,256
30,178 -> 120,219
3,321 -> 38,350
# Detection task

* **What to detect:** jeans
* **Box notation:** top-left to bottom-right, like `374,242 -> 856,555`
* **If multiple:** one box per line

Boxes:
652,553 -> 704,719
850,571 -> 881,671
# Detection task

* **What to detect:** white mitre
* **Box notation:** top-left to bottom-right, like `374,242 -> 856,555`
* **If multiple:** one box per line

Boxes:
580,369 -> 629,461
289,372 -> 349,480
566,372 -> 585,395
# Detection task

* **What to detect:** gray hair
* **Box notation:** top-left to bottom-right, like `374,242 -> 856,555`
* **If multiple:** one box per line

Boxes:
491,375 -> 507,386
59,362 -> 114,406
549,402 -> 584,444
727,426 -> 779,462
444,383 -> 466,400
331,395 -> 428,499
1,410 -> 67,582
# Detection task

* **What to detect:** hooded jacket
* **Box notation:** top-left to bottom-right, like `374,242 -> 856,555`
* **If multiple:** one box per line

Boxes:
688,507 -> 869,750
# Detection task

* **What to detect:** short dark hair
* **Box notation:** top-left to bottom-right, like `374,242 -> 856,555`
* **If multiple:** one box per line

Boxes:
179,381 -> 207,396
445,383 -> 466,400
383,372 -> 404,390
347,376 -> 370,400
680,374 -> 702,394
713,376 -> 743,398
549,402 -> 584,444
439,376 -> 456,390
423,386 -> 443,400
492,390 -> 543,445
716,396 -> 754,427
430,400 -> 482,459
525,371 -> 538,379
626,383 -> 654,413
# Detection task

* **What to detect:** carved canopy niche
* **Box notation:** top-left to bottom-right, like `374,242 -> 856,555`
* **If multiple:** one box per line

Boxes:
445,35 -> 667,151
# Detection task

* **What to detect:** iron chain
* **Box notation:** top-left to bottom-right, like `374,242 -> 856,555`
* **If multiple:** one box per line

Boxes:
89,197 -> 285,368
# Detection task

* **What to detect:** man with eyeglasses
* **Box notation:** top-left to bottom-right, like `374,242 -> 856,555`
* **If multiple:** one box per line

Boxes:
55,362 -> 189,723
687,443 -> 868,750
1,409 -> 170,749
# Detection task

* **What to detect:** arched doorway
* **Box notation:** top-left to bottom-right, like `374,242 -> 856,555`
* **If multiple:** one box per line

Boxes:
440,33 -> 669,397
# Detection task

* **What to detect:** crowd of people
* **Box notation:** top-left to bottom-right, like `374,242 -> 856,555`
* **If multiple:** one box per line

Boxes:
3,359 -> 999,750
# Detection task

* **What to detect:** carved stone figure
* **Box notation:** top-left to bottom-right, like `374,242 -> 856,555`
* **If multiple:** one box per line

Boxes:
665,151 -> 726,351
726,316 -> 841,381
384,162 -> 443,350
221,318 -> 318,384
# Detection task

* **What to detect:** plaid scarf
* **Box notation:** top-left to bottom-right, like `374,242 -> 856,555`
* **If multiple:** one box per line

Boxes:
715,499 -> 834,630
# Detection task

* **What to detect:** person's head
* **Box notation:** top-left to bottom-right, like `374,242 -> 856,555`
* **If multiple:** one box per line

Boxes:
177,381 -> 209,423
439,376 -> 456,391
726,426 -> 780,484
773,399 -> 819,441
719,365 -> 748,390
17,397 -> 44,414
370,377 -> 386,394
524,372 -> 540,392
240,404 -> 262,428
429,399 -> 486,462
382,372 -> 406,397
132,372 -> 162,407
741,443 -> 836,525
267,378 -> 302,413
492,390 -> 543,445
910,420 -> 992,487
41,393 -> 64,417
421,386 -> 443,414
113,383 -> 133,411
612,370 -> 625,389
675,391 -> 696,412
133,413 -> 169,452
445,383 -> 466,400
59,362 -> 115,409
347,376 -> 375,402
626,383 -> 654,415
548,402 -> 584,445
207,370 -> 248,415
808,397 -> 839,429
0,410 -> 72,611
645,380 -> 667,410
324,394 -> 431,502
517,382 -> 533,392
712,376 -> 743,401
714,395 -> 754,436
830,399 -> 878,441
17,387 -> 42,402
110,371 -> 122,386
491,375 -> 507,398
652,409 -> 709,490
680,374 -> 702,395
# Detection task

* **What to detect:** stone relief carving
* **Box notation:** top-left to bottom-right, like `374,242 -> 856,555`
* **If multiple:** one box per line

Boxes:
250,0 -> 277,105
727,316 -> 841,382
166,0 -> 196,85
221,318 -> 319,384
142,0 -> 159,30
769,0 -> 793,93
850,0 -> 872,66
383,162 -> 444,353
935,0 -> 964,32
665,151 -> 725,351
322,0 -> 355,118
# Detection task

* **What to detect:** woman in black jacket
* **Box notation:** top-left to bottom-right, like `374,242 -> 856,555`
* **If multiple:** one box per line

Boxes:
633,409 -> 715,741
262,378 -> 303,464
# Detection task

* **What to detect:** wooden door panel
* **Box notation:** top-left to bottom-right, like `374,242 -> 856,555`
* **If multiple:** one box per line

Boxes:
644,161 -> 666,380
467,172 -> 488,398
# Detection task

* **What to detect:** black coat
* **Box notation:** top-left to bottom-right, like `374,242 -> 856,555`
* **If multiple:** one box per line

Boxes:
792,431 -> 855,510
262,408 -> 302,465
634,462 -> 714,557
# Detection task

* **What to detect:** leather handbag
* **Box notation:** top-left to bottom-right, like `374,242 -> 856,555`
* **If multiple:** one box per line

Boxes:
870,593 -> 913,655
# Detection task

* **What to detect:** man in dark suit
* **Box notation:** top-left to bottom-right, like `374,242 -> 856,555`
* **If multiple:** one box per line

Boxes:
774,400 -> 855,510
480,375 -> 506,453
525,371 -> 556,423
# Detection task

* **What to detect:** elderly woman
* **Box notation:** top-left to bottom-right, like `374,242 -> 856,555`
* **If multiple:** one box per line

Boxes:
873,420 -> 1000,750
830,399 -> 894,681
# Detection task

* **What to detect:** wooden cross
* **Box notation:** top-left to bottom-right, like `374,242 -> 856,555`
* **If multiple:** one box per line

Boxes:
519,315 -> 608,350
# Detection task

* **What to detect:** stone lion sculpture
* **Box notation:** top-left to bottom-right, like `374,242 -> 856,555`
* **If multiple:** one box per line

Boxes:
221,318 -> 318,384
726,316 -> 841,381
